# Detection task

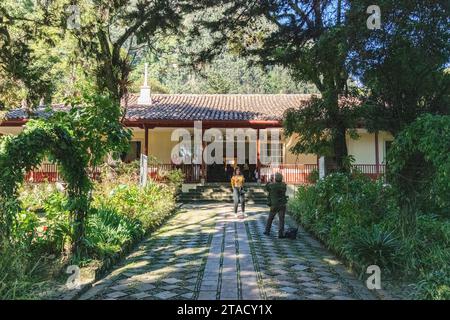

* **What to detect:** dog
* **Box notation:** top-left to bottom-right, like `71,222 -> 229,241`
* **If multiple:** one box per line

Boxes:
284,227 -> 298,240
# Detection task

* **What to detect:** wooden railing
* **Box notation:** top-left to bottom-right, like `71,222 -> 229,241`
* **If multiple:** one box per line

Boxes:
261,164 -> 318,184
261,163 -> 386,183
148,164 -> 201,183
352,164 -> 386,180
25,163 -> 385,184
25,164 -> 100,183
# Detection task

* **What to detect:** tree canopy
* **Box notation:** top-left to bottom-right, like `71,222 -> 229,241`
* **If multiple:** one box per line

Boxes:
348,0 -> 450,135
0,1 -> 316,110
194,0 -> 449,170
195,0 -> 363,170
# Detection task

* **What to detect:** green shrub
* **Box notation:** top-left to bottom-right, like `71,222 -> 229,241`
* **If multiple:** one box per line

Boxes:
350,226 -> 401,273
387,114 -> 450,215
0,241 -> 48,300
18,184 -> 57,212
414,270 -> 450,300
289,173 -> 398,272
85,206 -> 145,258
39,191 -> 72,254
289,172 -> 450,299
1,159 -> 178,299
100,182 -> 176,230
165,169 -> 184,188
307,169 -> 319,183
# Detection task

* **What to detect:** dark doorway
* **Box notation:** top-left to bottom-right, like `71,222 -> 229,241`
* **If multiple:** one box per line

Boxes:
121,141 -> 142,163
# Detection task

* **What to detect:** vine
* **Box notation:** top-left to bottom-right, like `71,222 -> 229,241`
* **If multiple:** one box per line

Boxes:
0,92 -> 131,254
0,120 -> 91,253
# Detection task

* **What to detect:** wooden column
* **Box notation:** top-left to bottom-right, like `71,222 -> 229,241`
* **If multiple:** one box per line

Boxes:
144,125 -> 149,156
257,128 -> 261,182
375,131 -> 380,175
201,127 -> 206,182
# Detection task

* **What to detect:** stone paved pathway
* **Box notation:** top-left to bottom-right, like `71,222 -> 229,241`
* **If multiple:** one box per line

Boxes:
80,203 -> 377,300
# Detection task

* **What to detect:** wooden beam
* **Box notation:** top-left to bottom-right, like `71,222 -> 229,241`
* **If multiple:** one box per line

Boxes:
201,127 -> 206,182
122,119 -> 283,129
1,118 -> 283,129
257,129 -> 261,182
375,131 -> 380,174
144,125 -> 149,156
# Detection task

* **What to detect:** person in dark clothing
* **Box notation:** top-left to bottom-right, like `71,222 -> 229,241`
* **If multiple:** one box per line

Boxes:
243,161 -> 250,181
226,164 -> 234,181
264,172 -> 287,238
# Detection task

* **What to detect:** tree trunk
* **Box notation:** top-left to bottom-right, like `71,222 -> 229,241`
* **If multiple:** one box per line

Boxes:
72,210 -> 86,256
334,124 -> 349,172
70,191 -> 89,257
323,89 -> 349,173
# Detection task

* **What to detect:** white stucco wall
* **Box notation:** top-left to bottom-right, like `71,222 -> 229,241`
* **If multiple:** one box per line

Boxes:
0,125 -> 394,166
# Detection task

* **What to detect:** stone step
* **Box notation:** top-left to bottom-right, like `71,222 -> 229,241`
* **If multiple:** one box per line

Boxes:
184,188 -> 266,192
180,199 -> 268,204
182,192 -> 267,197
182,190 -> 267,194
179,198 -> 267,204
180,194 -> 267,199
193,189 -> 267,194
179,193 -> 267,198
180,184 -> 268,204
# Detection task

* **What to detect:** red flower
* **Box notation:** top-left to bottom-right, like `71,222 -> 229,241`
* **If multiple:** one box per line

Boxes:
42,226 -> 48,232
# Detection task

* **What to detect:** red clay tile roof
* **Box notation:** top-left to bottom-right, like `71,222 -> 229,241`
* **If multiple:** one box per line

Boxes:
4,94 -> 315,122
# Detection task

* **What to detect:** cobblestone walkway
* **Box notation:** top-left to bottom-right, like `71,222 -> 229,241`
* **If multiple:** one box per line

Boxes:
80,203 -> 377,300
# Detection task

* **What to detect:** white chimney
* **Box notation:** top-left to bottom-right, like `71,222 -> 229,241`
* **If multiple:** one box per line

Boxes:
137,63 -> 152,105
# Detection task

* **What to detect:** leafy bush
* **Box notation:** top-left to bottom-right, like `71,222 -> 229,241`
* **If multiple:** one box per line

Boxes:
99,182 -> 176,229
0,239 -> 55,300
307,169 -> 319,184
85,206 -> 145,258
289,172 -> 450,299
0,242 -> 39,300
414,270 -> 450,300
17,187 -> 71,254
18,183 -> 58,212
289,173 -> 398,261
165,169 -> 185,188
387,114 -> 450,215
350,226 -> 401,274
1,161 -> 178,299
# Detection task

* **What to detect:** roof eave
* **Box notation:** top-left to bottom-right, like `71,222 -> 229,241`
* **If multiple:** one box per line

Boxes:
1,118 -> 283,129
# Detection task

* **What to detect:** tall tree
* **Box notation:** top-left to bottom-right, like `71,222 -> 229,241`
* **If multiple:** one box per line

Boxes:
195,0 -> 361,170
66,0 -> 198,105
0,1 -> 60,107
348,0 -> 450,135
1,0 -> 199,107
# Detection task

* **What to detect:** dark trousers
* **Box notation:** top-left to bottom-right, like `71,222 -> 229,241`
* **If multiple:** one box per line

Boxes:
233,187 -> 245,214
265,205 -> 286,237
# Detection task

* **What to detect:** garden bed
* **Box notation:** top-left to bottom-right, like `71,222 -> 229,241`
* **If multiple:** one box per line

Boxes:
0,164 -> 182,300
288,173 -> 450,300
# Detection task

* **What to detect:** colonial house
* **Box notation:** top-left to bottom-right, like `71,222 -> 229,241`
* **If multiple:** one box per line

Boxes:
0,68 -> 393,186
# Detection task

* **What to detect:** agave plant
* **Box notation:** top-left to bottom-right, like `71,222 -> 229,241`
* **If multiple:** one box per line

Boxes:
351,226 -> 401,274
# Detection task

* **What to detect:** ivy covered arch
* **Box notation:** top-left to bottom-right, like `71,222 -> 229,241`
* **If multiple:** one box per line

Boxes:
387,114 -> 450,215
0,119 -> 91,253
